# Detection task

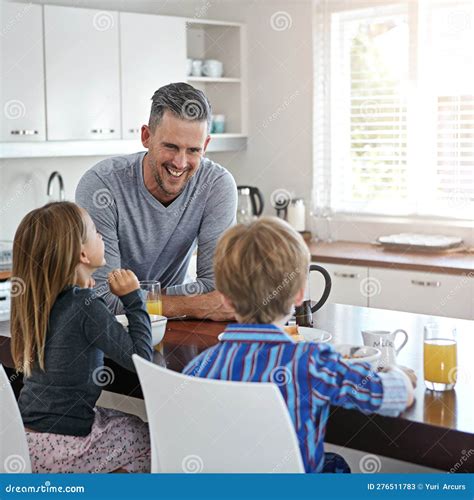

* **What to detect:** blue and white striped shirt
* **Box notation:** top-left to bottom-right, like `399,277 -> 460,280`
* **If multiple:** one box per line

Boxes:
183,323 -> 409,473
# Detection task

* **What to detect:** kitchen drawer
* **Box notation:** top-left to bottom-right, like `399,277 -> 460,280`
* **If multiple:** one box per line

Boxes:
368,268 -> 473,320
309,263 -> 369,307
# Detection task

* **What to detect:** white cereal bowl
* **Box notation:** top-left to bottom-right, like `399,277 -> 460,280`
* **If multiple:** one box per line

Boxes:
116,314 -> 167,346
297,327 -> 333,343
333,343 -> 381,366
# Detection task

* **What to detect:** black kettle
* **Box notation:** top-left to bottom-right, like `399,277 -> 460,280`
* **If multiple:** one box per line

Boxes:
294,264 -> 332,327
237,186 -> 264,218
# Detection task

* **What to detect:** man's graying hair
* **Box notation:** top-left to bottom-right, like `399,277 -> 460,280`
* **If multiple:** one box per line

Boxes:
149,82 -> 212,131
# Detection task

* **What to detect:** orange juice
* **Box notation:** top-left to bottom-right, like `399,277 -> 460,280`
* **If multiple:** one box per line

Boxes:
146,300 -> 163,316
423,338 -> 457,385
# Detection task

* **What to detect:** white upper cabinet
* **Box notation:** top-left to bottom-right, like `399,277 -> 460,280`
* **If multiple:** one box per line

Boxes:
120,13 -> 187,139
0,2 -> 45,141
44,6 -> 120,140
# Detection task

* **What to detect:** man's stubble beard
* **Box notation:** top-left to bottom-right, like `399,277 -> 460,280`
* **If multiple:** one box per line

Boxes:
150,156 -> 187,198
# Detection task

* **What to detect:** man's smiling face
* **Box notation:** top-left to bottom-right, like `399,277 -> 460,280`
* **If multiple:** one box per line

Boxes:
142,110 -> 210,204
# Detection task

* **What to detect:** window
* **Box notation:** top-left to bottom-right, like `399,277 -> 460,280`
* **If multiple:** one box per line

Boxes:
313,0 -> 474,220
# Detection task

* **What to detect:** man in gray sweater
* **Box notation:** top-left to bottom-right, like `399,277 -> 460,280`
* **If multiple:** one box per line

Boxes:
76,83 -> 237,321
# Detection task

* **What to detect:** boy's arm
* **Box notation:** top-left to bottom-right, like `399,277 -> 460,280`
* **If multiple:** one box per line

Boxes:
377,366 -> 415,416
309,346 -> 412,416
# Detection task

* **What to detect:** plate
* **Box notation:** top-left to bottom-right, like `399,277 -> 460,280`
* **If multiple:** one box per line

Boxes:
333,343 -> 381,366
297,327 -> 332,343
217,327 -> 333,343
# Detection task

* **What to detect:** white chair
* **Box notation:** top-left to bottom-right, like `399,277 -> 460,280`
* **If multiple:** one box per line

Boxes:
133,354 -> 305,473
0,364 -> 31,473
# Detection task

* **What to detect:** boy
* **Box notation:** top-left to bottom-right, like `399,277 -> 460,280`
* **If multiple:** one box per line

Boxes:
183,217 -> 415,473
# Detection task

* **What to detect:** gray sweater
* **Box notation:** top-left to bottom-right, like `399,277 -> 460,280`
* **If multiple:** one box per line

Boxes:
75,152 -> 237,313
18,286 -> 152,436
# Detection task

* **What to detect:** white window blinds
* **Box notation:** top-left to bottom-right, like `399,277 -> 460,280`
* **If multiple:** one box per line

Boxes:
313,0 -> 474,220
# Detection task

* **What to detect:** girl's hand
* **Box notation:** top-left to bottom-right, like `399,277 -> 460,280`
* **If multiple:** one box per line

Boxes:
108,269 -> 140,297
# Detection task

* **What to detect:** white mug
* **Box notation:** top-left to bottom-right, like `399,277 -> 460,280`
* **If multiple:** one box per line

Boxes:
186,58 -> 193,76
191,59 -> 203,77
361,329 -> 408,368
202,59 -> 224,78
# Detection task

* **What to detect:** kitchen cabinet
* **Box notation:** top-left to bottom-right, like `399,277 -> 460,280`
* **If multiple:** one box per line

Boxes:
368,268 -> 473,320
0,6 -> 247,156
0,2 -> 45,141
44,5 -> 120,141
309,261 -> 473,320
120,13 -> 187,139
309,263 -> 369,307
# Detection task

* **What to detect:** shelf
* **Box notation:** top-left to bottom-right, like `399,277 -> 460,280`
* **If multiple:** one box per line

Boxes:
0,134 -> 247,158
187,77 -> 241,83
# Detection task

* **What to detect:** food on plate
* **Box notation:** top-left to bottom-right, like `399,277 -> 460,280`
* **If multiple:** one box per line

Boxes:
283,324 -> 304,342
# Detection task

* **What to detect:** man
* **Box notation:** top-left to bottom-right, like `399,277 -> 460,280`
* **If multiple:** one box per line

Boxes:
75,83 -> 237,321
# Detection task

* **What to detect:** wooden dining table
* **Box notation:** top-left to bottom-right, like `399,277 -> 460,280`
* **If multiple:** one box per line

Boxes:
1,303 -> 473,472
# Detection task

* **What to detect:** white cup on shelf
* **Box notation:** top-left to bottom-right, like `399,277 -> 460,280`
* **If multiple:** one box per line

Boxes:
186,58 -> 193,76
202,59 -> 224,78
191,59 -> 203,77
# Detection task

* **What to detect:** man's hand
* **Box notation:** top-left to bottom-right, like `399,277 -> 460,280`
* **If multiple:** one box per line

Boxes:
162,290 -> 235,321
108,269 -> 140,297
195,290 -> 235,321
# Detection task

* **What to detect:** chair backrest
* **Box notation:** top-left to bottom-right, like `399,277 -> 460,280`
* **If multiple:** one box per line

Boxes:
0,364 -> 31,473
133,354 -> 305,473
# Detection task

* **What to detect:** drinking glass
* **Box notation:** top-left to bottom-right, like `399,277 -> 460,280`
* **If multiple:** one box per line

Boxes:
139,280 -> 162,316
423,325 -> 457,391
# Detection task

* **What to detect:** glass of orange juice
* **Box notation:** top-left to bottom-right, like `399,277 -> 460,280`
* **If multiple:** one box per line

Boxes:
139,280 -> 162,316
423,325 -> 457,391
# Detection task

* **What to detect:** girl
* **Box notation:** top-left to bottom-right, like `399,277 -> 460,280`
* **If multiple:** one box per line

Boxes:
11,201 -> 153,473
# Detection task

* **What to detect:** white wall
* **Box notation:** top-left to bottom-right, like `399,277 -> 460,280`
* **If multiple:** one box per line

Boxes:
0,0 -> 314,241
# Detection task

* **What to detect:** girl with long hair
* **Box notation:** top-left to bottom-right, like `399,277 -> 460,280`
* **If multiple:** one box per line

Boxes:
11,201 -> 153,473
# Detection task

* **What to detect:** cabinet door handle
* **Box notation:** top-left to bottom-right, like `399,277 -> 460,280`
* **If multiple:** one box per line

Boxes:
11,129 -> 39,136
411,279 -> 441,288
334,272 -> 359,279
91,128 -> 115,134
128,128 -> 140,134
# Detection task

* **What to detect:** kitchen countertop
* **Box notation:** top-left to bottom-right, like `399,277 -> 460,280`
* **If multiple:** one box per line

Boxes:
0,271 -> 11,280
309,240 -> 473,276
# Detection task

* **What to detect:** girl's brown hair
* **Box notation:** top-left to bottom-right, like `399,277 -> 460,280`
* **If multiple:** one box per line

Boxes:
11,202 -> 87,376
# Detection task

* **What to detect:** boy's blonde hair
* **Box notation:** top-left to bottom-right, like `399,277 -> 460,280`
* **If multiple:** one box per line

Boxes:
214,216 -> 310,323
